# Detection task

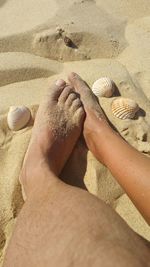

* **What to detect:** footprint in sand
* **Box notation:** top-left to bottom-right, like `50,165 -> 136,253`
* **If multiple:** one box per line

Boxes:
32,28 -> 90,61
33,27 -> 124,62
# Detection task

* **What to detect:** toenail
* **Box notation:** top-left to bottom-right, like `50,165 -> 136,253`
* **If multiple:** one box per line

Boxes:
55,79 -> 65,86
69,72 -> 82,82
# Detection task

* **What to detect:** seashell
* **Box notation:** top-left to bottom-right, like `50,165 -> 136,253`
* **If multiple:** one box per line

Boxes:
111,98 -> 139,120
7,106 -> 31,131
92,77 -> 115,97
64,36 -> 73,47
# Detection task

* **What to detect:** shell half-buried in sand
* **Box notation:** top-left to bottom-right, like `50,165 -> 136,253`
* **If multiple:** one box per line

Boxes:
112,98 -> 139,120
92,77 -> 115,97
7,106 -> 31,131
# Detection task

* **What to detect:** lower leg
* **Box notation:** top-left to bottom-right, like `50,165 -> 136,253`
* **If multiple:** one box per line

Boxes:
4,172 -> 150,267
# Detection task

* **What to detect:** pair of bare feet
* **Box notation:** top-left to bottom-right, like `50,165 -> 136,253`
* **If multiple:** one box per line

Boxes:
20,72 -> 108,199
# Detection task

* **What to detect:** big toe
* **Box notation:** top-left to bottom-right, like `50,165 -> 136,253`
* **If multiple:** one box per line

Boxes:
68,72 -> 91,97
34,79 -> 66,125
48,79 -> 66,101
68,72 -> 100,111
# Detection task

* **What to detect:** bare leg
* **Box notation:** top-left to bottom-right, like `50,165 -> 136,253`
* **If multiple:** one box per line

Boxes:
3,80 -> 150,267
69,72 -> 150,224
19,79 -> 85,200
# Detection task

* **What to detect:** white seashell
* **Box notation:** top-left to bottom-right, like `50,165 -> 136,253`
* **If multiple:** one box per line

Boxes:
92,77 -> 115,97
111,98 -> 139,120
7,106 -> 31,131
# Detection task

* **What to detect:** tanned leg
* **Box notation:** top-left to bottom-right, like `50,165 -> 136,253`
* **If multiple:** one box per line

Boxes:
69,72 -> 150,224
3,80 -> 150,267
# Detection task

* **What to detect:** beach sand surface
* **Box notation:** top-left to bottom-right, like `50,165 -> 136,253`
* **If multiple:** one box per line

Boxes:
0,0 -> 150,264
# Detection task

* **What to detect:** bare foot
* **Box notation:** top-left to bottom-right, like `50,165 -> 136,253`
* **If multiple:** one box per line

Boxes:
68,72 -> 110,158
20,79 -> 85,200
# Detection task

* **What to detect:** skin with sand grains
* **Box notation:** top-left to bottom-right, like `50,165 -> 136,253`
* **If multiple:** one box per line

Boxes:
3,75 -> 150,267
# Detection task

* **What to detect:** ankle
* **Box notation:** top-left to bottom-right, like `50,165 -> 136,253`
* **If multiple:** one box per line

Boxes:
20,142 -> 60,186
20,162 -> 60,199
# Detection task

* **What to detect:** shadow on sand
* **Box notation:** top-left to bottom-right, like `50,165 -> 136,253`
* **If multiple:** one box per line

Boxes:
0,0 -> 7,8
61,136 -> 88,190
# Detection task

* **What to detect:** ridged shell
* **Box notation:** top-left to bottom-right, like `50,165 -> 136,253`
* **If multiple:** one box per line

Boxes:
92,77 -> 115,97
7,106 -> 31,131
111,98 -> 139,120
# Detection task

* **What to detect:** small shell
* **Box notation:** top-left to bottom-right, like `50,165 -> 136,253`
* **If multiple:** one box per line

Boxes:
64,36 -> 73,47
92,77 -> 115,97
7,106 -> 31,131
111,98 -> 139,120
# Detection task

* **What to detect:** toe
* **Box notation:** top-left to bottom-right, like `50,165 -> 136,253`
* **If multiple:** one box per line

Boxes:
70,98 -> 82,113
74,106 -> 85,124
65,92 -> 79,107
68,72 -> 91,96
68,72 -> 101,112
37,79 -> 66,118
58,85 -> 74,104
47,79 -> 66,101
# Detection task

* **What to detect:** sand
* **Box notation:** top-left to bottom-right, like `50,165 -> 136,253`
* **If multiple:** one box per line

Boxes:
0,0 -> 150,264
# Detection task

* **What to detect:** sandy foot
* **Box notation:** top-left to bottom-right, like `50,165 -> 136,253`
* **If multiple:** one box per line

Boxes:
19,79 -> 85,200
68,72 -> 106,114
68,72 -> 108,132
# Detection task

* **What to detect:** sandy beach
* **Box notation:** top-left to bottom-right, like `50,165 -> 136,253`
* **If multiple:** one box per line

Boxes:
0,0 -> 150,264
